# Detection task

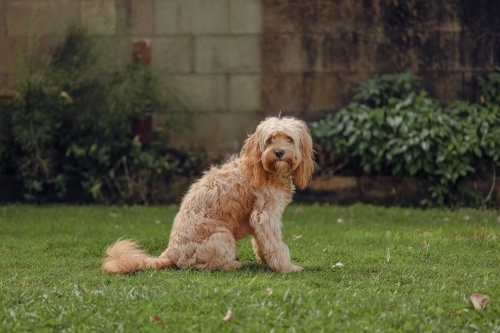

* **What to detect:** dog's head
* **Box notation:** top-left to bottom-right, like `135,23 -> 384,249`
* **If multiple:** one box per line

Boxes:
241,117 -> 314,190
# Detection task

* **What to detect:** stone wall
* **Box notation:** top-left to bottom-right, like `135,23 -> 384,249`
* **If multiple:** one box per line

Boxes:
1,0 -> 499,158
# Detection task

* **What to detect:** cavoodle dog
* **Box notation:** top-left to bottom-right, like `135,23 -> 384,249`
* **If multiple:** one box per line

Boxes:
102,116 -> 314,273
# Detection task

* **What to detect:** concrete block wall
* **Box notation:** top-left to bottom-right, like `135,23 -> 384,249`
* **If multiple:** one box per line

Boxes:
1,0 -> 500,158
0,0 -> 265,158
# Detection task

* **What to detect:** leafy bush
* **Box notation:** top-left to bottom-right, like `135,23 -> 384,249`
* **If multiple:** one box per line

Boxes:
0,30 -> 204,204
310,71 -> 500,207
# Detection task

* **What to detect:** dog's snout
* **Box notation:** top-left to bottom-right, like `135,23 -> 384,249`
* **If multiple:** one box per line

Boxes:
275,149 -> 285,158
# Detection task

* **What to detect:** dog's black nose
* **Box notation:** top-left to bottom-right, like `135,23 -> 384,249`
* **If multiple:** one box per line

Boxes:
275,149 -> 285,158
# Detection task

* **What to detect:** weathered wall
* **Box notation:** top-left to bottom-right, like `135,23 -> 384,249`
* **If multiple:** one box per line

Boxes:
1,0 -> 499,158
262,0 -> 500,121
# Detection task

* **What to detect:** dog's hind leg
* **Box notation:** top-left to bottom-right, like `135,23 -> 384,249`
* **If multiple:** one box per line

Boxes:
189,228 -> 242,271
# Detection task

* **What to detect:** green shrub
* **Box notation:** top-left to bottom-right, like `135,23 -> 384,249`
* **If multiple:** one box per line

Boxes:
0,30 -> 204,204
310,71 -> 500,207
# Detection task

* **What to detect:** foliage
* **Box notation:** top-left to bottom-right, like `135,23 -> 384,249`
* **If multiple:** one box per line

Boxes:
479,67 -> 500,104
353,70 -> 422,108
0,30 -> 204,204
310,71 -> 500,207
1,204 -> 500,332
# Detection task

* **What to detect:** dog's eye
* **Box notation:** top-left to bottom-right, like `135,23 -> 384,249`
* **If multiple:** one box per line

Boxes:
287,137 -> 294,143
266,138 -> 273,144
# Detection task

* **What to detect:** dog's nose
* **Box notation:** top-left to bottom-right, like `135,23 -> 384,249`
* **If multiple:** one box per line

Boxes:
275,149 -> 285,158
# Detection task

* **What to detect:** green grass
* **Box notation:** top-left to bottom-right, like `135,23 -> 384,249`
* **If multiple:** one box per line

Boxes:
1,204 -> 499,332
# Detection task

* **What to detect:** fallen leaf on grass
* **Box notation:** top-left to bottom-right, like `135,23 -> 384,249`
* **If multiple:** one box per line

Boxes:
337,218 -> 344,224
223,309 -> 232,322
333,262 -> 345,268
292,235 -> 302,240
470,293 -> 489,310
422,241 -> 430,249
266,288 -> 273,296
109,212 -> 117,218
456,308 -> 469,314
151,315 -> 166,326
294,207 -> 304,213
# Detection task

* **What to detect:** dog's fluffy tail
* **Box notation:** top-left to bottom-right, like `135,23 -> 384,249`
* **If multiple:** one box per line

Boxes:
102,239 -> 174,274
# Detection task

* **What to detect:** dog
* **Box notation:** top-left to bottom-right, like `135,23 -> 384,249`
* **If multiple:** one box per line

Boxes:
102,116 -> 314,273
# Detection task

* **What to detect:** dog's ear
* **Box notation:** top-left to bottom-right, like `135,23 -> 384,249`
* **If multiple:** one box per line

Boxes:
293,122 -> 315,190
241,133 -> 267,188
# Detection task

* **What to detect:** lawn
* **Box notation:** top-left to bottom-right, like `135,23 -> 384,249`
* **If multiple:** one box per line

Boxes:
1,204 -> 499,332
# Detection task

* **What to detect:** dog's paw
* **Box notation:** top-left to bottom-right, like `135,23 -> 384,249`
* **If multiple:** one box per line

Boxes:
287,264 -> 303,272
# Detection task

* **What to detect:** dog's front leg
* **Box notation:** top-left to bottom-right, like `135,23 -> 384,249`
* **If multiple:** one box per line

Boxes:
250,210 -> 303,272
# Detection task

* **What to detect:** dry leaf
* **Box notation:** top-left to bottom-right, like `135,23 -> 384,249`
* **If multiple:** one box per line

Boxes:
422,241 -> 430,249
443,217 -> 450,222
470,293 -> 489,310
337,218 -> 345,224
292,235 -> 302,240
223,309 -> 232,322
464,216 -> 470,221
333,262 -> 345,268
266,288 -> 273,296
109,212 -> 117,218
294,207 -> 304,213
322,248 -> 328,252
151,315 -> 166,326
60,91 -> 74,103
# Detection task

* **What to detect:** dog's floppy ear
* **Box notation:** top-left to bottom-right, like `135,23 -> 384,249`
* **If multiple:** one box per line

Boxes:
293,121 -> 315,190
241,132 -> 267,188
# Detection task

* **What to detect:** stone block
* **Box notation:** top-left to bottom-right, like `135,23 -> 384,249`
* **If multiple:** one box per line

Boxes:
80,0 -> 116,34
130,0 -> 154,36
40,0 -> 80,36
459,30 -> 495,69
261,74 -> 304,112
371,31 -> 419,73
115,0 -> 132,34
229,74 -> 261,112
155,0 -> 178,35
262,34 -> 303,73
178,0 -> 228,34
196,35 -> 260,73
421,71 -> 465,105
151,36 -> 194,73
0,36 -> 18,76
230,0 -> 262,33
0,0 -> 7,37
262,33 -> 364,73
188,112 -> 263,158
263,0 -> 374,34
304,73 -> 360,112
414,31 -> 461,71
167,74 -> 227,112
7,1 -> 41,37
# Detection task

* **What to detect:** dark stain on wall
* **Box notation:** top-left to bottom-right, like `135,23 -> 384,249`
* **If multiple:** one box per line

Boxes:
262,0 -> 500,117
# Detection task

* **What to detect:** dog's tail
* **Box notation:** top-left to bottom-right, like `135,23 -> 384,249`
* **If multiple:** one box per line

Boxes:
102,239 -> 174,274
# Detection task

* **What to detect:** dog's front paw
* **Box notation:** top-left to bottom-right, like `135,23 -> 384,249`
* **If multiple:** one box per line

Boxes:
286,264 -> 303,272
